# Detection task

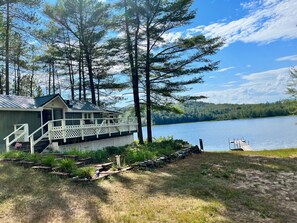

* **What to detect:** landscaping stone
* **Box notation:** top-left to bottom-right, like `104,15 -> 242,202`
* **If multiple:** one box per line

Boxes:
31,165 -> 52,172
50,171 -> 71,177
132,145 -> 203,170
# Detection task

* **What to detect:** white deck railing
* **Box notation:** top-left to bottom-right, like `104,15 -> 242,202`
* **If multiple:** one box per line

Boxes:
3,124 -> 29,152
27,117 -> 137,154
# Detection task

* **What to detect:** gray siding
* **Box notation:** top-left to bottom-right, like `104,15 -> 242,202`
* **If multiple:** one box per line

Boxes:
0,111 -> 41,150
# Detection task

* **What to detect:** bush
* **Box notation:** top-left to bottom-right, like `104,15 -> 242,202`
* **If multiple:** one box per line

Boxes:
64,149 -> 91,158
40,156 -> 56,167
58,159 -> 77,173
24,153 -> 41,163
89,150 -> 109,163
72,167 -> 92,179
3,151 -> 27,159
124,148 -> 157,164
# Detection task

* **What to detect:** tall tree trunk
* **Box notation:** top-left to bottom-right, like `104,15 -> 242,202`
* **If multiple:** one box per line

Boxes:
97,76 -> 100,106
123,0 -> 144,144
52,61 -> 55,94
30,60 -> 35,97
85,52 -> 96,105
48,63 -> 51,95
16,63 -> 20,95
82,57 -> 86,100
145,15 -> 152,143
5,0 -> 10,95
78,48 -> 82,100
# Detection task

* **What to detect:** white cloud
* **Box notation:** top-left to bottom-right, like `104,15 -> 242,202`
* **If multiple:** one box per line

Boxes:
187,0 -> 297,46
217,66 -> 235,72
197,67 -> 291,104
276,54 -> 297,62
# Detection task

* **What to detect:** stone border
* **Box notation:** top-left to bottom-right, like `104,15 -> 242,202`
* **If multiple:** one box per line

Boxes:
131,145 -> 202,170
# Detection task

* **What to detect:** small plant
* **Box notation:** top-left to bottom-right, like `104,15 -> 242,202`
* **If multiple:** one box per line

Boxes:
3,151 -> 27,159
72,167 -> 92,179
58,158 -> 77,173
24,153 -> 41,163
40,156 -> 56,167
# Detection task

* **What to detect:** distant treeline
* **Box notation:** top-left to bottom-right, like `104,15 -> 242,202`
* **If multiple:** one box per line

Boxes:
152,101 -> 296,125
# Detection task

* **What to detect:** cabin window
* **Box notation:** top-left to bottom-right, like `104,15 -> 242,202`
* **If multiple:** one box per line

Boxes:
83,113 -> 94,124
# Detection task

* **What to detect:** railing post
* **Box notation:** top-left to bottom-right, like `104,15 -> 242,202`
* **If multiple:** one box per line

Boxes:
30,136 -> 34,154
62,120 -> 66,143
48,121 -> 53,143
6,138 -> 10,152
24,124 -> 29,142
80,119 -> 84,140
108,120 -> 111,136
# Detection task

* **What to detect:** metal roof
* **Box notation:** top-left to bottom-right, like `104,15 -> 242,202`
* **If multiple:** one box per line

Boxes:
0,95 -> 37,109
35,94 -> 60,107
0,94 -> 117,113
67,100 -> 106,112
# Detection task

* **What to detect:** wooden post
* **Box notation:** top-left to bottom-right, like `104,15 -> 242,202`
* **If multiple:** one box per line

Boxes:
30,136 -> 34,154
199,139 -> 204,151
62,120 -> 66,143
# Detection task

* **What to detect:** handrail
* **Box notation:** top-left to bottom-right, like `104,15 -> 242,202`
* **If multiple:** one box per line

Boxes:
3,124 -> 26,141
28,121 -> 50,139
3,124 -> 29,152
28,121 -> 51,154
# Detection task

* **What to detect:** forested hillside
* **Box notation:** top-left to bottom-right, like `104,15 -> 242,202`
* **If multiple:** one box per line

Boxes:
152,101 -> 296,125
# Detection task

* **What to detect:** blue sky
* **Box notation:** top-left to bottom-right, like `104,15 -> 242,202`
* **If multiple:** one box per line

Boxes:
46,0 -> 297,105
170,0 -> 297,104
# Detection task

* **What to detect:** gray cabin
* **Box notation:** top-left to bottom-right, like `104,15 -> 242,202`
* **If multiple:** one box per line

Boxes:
0,94 -> 137,153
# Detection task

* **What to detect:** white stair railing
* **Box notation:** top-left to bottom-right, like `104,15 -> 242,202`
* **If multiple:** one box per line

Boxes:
3,124 -> 29,152
28,121 -> 51,154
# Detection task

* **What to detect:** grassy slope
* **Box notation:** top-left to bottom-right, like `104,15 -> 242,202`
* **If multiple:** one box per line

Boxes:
0,149 -> 297,223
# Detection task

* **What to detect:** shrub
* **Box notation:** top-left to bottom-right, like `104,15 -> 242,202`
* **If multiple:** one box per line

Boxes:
72,167 -> 92,179
40,156 -> 56,167
64,149 -> 91,158
90,150 -> 109,163
58,159 -> 77,173
3,151 -> 26,159
124,148 -> 157,164
24,153 -> 41,163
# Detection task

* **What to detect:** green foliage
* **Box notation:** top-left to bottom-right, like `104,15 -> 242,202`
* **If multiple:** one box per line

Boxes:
40,156 -> 56,167
72,167 -> 92,179
58,159 -> 77,173
123,137 -> 187,164
124,148 -> 157,164
24,153 -> 41,163
152,100 -> 295,125
3,151 -> 26,159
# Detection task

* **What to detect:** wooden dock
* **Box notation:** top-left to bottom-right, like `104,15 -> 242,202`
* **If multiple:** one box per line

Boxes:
229,139 -> 253,151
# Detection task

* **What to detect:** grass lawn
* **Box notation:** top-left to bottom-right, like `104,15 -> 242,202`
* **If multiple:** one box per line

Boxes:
0,148 -> 297,223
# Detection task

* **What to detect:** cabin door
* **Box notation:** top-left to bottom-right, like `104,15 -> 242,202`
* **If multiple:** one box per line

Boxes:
42,109 -> 52,132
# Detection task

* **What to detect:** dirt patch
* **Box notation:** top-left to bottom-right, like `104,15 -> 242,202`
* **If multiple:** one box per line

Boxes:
232,157 -> 297,222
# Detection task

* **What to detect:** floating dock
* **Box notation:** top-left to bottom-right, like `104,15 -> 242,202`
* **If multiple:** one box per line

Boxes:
229,139 -> 253,151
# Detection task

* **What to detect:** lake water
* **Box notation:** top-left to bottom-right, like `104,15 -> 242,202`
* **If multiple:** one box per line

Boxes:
139,116 -> 297,151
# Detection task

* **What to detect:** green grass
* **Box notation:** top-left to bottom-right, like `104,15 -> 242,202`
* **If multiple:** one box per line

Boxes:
1,145 -> 296,222
239,148 -> 297,157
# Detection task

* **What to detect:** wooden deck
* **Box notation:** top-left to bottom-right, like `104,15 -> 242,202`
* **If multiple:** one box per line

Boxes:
230,139 -> 253,151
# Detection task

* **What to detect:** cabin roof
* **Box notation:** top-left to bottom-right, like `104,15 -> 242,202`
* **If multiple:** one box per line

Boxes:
0,94 -> 117,113
0,94 -> 37,109
67,100 -> 105,112
35,94 -> 61,107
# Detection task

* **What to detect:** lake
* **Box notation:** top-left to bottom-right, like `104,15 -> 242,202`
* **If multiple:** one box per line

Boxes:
140,116 -> 297,151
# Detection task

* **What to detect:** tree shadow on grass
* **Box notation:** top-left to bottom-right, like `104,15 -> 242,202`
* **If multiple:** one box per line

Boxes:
0,162 -> 109,222
116,152 -> 297,222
